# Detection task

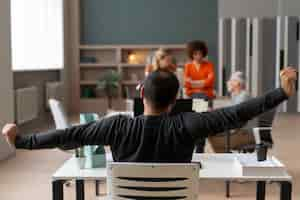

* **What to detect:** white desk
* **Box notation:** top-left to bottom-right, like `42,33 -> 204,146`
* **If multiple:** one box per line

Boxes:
193,154 -> 291,181
52,154 -> 292,200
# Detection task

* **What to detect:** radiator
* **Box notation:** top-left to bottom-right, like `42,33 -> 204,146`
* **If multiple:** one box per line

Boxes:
15,86 -> 39,124
45,82 -> 63,109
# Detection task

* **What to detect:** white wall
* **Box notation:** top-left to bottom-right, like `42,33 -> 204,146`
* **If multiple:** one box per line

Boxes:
0,0 -> 15,160
280,0 -> 300,16
219,0 -> 279,18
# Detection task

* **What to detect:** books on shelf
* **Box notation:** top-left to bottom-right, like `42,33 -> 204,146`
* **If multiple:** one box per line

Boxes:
120,63 -> 146,68
80,63 -> 118,68
122,80 -> 140,85
80,81 -> 97,85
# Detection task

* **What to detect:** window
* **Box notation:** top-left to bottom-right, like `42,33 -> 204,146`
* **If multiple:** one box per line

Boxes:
11,0 -> 64,71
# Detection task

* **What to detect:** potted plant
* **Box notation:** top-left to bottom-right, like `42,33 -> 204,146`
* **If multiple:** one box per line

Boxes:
97,70 -> 121,110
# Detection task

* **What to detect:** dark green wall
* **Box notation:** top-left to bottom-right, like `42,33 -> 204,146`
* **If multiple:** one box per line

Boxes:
81,0 -> 218,63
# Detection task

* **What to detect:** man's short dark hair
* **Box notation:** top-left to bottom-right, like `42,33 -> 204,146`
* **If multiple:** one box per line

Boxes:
187,40 -> 208,59
143,70 -> 179,110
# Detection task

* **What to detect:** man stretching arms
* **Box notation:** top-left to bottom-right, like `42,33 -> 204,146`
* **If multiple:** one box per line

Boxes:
2,68 -> 297,163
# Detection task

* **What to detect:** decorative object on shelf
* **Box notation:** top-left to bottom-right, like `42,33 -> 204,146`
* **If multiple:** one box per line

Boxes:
172,57 -> 178,66
128,51 -> 139,64
81,87 -> 96,98
97,70 -> 121,109
146,50 -> 156,65
80,56 -> 97,63
130,73 -> 138,82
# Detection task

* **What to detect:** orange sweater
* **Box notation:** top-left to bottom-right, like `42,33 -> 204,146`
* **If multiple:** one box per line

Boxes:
184,61 -> 215,98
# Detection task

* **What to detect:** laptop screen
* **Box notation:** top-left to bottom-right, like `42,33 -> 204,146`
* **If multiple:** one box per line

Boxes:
133,98 -> 193,117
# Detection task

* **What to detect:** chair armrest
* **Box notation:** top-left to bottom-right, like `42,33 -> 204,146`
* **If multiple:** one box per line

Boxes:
252,127 -> 272,145
253,127 -> 272,131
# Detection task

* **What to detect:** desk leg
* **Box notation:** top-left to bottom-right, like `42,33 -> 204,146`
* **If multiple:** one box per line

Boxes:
95,180 -> 100,196
76,180 -> 85,200
256,181 -> 266,200
226,181 -> 230,198
280,181 -> 292,200
225,131 -> 231,198
52,180 -> 64,200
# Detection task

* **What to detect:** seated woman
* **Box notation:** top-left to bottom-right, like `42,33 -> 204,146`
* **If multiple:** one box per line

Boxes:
184,40 -> 215,101
136,49 -> 177,91
145,48 -> 177,77
184,41 -> 215,153
227,71 -> 250,105
209,71 -> 274,153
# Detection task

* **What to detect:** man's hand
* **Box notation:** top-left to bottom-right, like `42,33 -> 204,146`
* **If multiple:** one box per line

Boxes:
2,124 -> 17,148
280,67 -> 298,97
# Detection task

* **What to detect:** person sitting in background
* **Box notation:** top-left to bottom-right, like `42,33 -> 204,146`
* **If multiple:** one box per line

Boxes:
184,40 -> 215,100
145,48 -> 177,77
227,71 -> 250,105
136,48 -> 177,91
227,71 -> 275,149
209,71 -> 272,153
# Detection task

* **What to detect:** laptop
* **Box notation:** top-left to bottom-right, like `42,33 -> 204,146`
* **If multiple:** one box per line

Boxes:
133,98 -> 193,117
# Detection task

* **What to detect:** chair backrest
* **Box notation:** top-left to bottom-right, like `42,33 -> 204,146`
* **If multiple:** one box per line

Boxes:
48,99 -> 69,129
107,162 -> 199,200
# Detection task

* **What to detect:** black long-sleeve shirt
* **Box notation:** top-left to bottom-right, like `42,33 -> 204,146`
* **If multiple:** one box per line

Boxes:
15,88 -> 288,162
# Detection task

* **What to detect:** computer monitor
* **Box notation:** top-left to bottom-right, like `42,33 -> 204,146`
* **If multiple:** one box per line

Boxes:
133,98 -> 193,117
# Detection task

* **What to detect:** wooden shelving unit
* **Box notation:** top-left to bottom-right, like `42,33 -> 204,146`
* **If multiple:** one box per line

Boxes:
67,0 -> 195,113
80,63 -> 118,68
80,80 -> 97,86
122,80 -> 140,85
76,44 -> 188,112
120,63 -> 146,68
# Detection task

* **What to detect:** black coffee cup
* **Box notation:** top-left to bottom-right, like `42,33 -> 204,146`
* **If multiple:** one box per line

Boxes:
256,144 -> 268,161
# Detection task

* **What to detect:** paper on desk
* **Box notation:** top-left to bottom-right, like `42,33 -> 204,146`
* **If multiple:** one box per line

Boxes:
192,99 -> 208,113
236,156 -> 284,167
235,155 -> 285,177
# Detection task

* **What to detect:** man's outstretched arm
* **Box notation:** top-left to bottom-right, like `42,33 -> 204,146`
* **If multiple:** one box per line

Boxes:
2,115 -> 124,150
185,67 -> 297,140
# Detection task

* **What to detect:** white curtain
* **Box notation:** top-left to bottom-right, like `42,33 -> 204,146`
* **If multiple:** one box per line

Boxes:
11,0 -> 64,71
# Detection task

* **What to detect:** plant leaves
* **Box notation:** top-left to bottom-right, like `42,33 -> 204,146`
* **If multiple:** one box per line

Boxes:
97,70 -> 121,95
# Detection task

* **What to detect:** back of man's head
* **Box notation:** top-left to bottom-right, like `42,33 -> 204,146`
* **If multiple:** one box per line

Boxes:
143,70 -> 179,110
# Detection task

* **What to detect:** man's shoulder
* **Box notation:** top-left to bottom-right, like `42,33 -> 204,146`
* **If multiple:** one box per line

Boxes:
168,112 -> 198,122
99,113 -> 135,124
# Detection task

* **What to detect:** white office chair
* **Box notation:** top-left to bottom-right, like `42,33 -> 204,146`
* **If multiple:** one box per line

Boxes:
48,99 -> 76,152
48,99 -> 69,129
49,99 -> 106,196
107,162 -> 199,200
48,99 -> 75,188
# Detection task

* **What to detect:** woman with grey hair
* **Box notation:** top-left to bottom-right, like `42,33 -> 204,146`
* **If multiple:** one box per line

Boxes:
227,71 -> 250,105
209,71 -> 256,152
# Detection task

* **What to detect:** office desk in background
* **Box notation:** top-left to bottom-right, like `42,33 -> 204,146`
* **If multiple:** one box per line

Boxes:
52,153 -> 292,200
